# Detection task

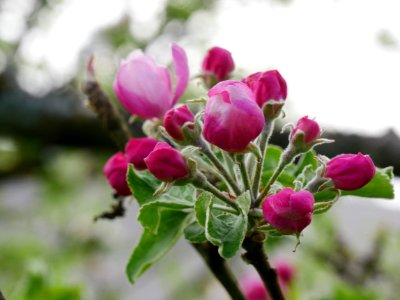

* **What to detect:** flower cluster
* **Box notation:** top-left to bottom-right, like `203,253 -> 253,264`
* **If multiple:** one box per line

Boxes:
94,43 -> 389,299
107,43 -> 376,234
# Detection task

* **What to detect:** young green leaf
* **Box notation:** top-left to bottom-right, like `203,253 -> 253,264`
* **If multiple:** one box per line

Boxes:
126,210 -> 190,284
262,145 -> 283,172
205,192 -> 250,258
341,167 -> 394,199
195,192 -> 214,227
126,165 -> 157,206
184,221 -> 207,243
138,199 -> 193,234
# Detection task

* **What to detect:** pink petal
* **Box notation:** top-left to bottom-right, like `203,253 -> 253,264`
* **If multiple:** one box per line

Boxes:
114,50 -> 172,119
171,43 -> 189,105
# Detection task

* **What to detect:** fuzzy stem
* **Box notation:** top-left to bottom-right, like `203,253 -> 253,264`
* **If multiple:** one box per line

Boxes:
192,242 -> 246,300
256,146 -> 296,206
243,233 -> 285,300
193,173 -> 241,213
198,137 -> 242,195
252,121 -> 275,201
237,155 -> 254,202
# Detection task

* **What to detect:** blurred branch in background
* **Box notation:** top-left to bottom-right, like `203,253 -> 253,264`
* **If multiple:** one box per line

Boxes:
2,65 -> 400,178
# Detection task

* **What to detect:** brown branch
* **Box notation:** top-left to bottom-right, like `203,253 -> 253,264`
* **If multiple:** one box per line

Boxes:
81,56 -> 131,149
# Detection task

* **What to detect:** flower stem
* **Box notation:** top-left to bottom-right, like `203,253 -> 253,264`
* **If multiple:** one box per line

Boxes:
252,121 -> 275,202
243,233 -> 285,300
192,242 -> 246,300
198,137 -> 242,196
193,172 -> 241,213
237,154 -> 255,202
256,146 -> 296,206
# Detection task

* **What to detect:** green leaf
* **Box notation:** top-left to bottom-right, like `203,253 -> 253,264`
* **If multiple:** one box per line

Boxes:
195,192 -> 213,227
314,190 -> 338,203
341,167 -> 394,199
262,145 -> 283,172
184,221 -> 207,243
138,199 -> 193,234
262,170 -> 295,188
127,165 -> 157,206
237,191 -> 252,215
294,165 -> 317,187
126,210 -> 190,283
313,191 -> 340,215
292,150 -> 318,176
166,184 -> 196,202
205,192 -> 250,258
261,145 -> 298,188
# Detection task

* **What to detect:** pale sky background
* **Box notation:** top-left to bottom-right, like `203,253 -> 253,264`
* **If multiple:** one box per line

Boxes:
1,0 -> 400,136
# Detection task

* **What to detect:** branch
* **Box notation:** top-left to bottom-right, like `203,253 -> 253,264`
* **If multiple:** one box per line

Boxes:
242,233 -> 285,300
81,56 -> 131,149
192,242 -> 246,300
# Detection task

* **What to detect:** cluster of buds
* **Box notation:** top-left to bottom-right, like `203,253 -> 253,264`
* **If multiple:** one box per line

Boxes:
104,43 -> 377,234
94,42 -> 388,300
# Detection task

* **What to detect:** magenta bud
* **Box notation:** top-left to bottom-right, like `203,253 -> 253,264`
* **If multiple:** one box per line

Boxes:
125,137 -> 158,171
201,46 -> 234,82
324,153 -> 376,191
240,275 -> 269,300
113,43 -> 189,119
275,260 -> 295,287
290,116 -> 321,144
144,142 -> 189,181
203,80 -> 264,152
163,105 -> 194,140
103,152 -> 131,196
243,70 -> 287,108
262,188 -> 314,234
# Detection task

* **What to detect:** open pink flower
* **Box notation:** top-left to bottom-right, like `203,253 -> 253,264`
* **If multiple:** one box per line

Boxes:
144,142 -> 189,181
203,80 -> 264,152
103,152 -> 131,196
113,43 -> 189,119
262,188 -> 314,234
325,153 -> 375,190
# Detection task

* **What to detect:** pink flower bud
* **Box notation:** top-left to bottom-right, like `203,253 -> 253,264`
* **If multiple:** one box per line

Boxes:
103,152 -> 131,196
125,138 -> 158,170
262,188 -> 314,234
203,80 -> 264,152
240,275 -> 269,300
290,116 -> 321,144
201,46 -> 234,81
144,142 -> 189,181
113,43 -> 189,119
243,70 -> 287,108
163,105 -> 194,140
275,260 -> 295,287
324,153 -> 375,190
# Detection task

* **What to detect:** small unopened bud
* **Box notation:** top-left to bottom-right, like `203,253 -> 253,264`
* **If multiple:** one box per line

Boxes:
262,188 -> 314,234
163,105 -> 194,141
144,142 -> 189,182
324,153 -> 375,190
201,46 -> 234,87
290,116 -> 321,145
125,138 -> 158,170
103,152 -> 131,196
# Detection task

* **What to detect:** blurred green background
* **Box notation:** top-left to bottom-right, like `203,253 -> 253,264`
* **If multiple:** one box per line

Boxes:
1,0 -> 400,299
